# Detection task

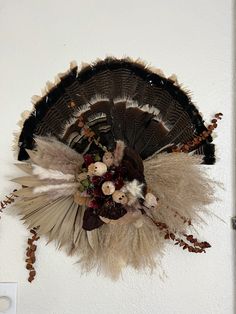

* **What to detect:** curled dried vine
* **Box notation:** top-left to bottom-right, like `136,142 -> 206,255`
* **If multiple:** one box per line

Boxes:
25,227 -> 40,283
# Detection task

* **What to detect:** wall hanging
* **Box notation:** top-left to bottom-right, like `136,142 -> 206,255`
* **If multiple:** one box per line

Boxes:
1,57 -> 222,281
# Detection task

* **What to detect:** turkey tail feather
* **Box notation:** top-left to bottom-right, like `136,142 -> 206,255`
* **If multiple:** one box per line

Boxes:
17,57 -> 214,164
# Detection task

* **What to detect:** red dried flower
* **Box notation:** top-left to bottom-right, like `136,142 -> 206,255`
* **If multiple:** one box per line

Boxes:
83,154 -> 94,167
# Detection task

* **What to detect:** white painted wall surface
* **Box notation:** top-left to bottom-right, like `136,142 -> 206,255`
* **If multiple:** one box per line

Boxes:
0,0 -> 234,313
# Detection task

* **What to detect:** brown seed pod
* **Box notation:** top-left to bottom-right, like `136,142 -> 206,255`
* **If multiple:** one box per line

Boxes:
25,227 -> 40,283
112,191 -> 128,205
88,162 -> 107,176
102,151 -> 114,167
101,181 -> 116,195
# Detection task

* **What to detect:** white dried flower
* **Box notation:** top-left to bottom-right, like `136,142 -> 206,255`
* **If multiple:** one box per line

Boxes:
102,181 -> 116,195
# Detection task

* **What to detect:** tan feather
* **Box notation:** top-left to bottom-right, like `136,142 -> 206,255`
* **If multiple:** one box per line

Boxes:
14,163 -> 33,175
11,176 -> 42,187
25,149 -> 40,164
13,187 -> 37,198
33,137 -> 83,174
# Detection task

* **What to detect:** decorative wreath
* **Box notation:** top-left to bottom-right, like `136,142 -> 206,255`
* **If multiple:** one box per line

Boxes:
1,57 -> 222,281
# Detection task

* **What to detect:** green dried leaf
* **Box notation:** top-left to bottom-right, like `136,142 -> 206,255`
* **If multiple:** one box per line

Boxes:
94,154 -> 101,162
81,179 -> 90,188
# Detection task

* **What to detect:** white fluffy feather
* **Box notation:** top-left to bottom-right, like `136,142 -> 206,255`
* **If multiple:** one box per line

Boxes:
33,183 -> 78,194
125,179 -> 144,199
32,165 -> 74,181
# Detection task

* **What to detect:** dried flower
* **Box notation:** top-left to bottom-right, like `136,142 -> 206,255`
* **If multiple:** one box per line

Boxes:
145,214 -> 211,254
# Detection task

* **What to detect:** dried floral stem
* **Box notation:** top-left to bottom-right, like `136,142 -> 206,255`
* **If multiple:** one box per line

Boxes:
173,211 -> 192,226
25,227 -> 40,283
77,115 -> 107,151
145,214 -> 211,253
0,190 -> 18,218
172,112 -> 223,153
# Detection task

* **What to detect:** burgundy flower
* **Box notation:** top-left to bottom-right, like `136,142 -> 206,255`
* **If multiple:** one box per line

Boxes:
83,154 -> 94,167
91,175 -> 102,185
92,187 -> 104,198
102,171 -> 113,181
88,199 -> 100,209
114,177 -> 124,190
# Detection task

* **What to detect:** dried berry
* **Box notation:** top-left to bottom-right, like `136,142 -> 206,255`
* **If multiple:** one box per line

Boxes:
172,112 -> 223,153
25,227 -> 39,283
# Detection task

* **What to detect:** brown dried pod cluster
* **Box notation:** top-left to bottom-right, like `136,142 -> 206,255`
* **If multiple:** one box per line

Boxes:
172,112 -> 223,153
165,232 -> 211,253
183,234 -> 211,252
146,215 -> 211,254
25,227 -> 40,283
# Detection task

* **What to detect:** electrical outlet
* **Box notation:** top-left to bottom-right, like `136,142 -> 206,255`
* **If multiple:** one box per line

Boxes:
0,283 -> 17,314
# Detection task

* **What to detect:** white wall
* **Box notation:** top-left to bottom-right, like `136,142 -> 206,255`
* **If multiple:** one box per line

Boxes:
0,0 -> 234,313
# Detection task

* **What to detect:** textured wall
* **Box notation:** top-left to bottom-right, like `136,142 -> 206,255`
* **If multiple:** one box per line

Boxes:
0,0 -> 234,313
